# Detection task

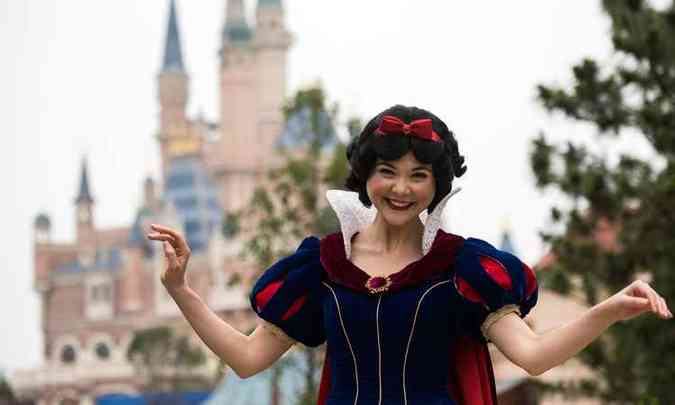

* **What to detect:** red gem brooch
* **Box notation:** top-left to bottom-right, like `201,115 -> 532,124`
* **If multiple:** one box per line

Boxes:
365,276 -> 392,294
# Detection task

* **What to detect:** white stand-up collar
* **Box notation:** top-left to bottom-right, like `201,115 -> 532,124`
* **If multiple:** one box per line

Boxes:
325,188 -> 462,259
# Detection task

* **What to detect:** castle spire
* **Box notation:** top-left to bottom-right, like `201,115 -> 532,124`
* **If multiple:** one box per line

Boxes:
75,158 -> 94,205
222,0 -> 252,44
75,157 -> 96,246
162,0 -> 185,72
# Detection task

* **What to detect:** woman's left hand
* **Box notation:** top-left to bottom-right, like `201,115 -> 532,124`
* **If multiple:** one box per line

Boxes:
600,280 -> 672,323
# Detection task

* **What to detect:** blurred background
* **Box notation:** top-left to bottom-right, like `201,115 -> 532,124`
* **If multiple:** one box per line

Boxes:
1,0 -> 674,404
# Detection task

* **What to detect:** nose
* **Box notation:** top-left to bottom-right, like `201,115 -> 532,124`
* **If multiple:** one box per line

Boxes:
391,177 -> 411,196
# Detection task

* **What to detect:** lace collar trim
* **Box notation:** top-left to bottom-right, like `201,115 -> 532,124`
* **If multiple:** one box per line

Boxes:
324,187 -> 462,259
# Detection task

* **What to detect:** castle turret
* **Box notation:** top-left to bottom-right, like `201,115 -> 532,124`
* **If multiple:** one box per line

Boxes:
222,0 -> 252,44
75,159 -> 95,243
211,0 -> 292,212
34,213 -> 51,244
218,0 -> 258,169
144,176 -> 158,211
158,0 -> 190,181
162,0 -> 185,74
33,213 -> 51,292
74,158 -> 97,268
123,177 -> 159,313
254,0 -> 292,162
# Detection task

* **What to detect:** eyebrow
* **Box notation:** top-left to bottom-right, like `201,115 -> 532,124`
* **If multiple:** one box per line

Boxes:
377,162 -> 432,171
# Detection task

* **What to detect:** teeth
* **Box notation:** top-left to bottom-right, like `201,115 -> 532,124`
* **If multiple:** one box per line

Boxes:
387,199 -> 413,208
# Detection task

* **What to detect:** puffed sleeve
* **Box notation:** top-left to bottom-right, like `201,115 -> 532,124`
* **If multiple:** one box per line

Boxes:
453,237 -> 538,341
249,236 -> 326,347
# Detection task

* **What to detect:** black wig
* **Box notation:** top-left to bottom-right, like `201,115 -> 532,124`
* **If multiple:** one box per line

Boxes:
344,105 -> 467,213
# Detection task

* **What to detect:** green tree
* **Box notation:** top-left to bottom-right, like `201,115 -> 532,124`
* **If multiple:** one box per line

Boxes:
530,1 -> 675,403
126,326 -> 211,403
235,85 -> 355,405
0,373 -> 16,405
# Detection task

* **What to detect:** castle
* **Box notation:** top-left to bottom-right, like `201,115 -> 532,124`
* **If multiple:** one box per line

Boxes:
12,1 -> 291,403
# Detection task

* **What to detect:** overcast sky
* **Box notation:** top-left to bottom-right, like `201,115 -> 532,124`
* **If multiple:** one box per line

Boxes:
1,0 -> 662,374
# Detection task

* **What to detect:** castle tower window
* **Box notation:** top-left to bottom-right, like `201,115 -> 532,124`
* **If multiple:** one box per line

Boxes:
95,342 -> 110,360
85,278 -> 114,320
101,284 -> 112,302
90,284 -> 112,302
60,345 -> 76,364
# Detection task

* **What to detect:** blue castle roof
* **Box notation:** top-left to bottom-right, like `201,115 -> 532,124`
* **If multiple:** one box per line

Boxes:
162,0 -> 185,72
128,206 -> 156,257
75,159 -> 94,205
163,156 -> 223,253
96,391 -> 211,405
223,21 -> 252,43
222,0 -> 252,44
55,249 -> 123,274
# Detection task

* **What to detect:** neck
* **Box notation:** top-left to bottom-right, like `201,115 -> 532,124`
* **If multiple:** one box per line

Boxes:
359,213 -> 424,255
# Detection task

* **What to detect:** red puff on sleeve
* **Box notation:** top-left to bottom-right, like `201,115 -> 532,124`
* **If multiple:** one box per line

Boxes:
453,237 -> 538,340
249,236 -> 326,347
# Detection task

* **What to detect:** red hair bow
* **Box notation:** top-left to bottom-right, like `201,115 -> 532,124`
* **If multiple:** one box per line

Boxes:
375,115 -> 442,143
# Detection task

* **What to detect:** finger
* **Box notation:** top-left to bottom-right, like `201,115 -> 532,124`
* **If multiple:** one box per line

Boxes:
163,241 -> 177,265
625,296 -> 650,311
639,283 -> 659,313
656,295 -> 665,315
649,291 -> 659,314
151,224 -> 189,253
663,297 -> 673,317
648,290 -> 663,315
654,295 -> 665,317
147,233 -> 176,243
150,224 -> 181,239
658,296 -> 672,318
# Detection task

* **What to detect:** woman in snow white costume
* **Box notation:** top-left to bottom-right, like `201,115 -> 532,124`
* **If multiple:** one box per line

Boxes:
148,105 -> 672,405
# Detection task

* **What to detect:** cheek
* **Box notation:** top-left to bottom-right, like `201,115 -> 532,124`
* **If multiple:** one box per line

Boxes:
366,176 -> 387,198
416,179 -> 436,202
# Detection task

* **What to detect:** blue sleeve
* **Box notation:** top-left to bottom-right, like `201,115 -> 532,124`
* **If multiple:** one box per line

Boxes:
453,237 -> 538,341
249,236 -> 326,347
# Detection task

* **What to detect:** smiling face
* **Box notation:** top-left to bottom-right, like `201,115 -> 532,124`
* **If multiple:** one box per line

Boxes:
366,151 -> 436,227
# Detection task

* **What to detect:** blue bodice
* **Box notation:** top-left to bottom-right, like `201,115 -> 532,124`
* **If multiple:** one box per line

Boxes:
322,277 -> 463,405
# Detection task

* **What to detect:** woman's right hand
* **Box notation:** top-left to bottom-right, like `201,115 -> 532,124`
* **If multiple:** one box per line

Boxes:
147,224 -> 191,291
146,223 -> 294,378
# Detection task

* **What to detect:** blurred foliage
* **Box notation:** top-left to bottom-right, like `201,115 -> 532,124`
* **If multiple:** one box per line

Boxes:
126,326 -> 212,398
0,374 -> 16,404
221,212 -> 240,239
530,0 -> 675,403
232,84 -> 358,405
